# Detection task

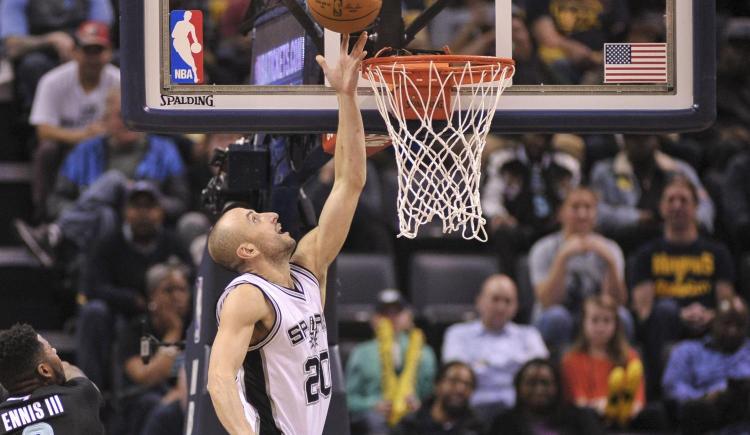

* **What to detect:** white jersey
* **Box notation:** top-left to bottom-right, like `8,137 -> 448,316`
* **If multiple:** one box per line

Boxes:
216,263 -> 331,435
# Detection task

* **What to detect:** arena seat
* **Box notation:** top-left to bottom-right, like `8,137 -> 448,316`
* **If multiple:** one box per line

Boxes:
408,252 -> 499,325
335,253 -> 397,324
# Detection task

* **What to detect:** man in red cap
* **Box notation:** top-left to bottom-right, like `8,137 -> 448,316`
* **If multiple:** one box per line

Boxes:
29,21 -> 120,219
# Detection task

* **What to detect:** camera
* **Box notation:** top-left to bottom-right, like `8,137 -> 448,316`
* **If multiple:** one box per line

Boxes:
201,136 -> 271,217
140,332 -> 185,365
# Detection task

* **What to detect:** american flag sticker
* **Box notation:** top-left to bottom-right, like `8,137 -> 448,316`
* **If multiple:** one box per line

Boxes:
604,43 -> 667,84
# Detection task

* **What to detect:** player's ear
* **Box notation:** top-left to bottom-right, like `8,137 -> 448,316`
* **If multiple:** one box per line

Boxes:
236,242 -> 258,260
37,362 -> 54,381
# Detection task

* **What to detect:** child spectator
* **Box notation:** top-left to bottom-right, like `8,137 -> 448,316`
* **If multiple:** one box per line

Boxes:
561,294 -> 645,429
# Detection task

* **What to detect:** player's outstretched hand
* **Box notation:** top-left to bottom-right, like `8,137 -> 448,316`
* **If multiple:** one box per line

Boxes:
316,32 -> 367,96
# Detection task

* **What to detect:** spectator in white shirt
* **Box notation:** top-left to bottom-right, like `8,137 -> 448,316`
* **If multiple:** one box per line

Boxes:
442,274 -> 549,423
28,21 -> 119,219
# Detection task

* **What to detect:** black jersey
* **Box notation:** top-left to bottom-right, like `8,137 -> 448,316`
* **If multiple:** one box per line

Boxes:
0,378 -> 104,435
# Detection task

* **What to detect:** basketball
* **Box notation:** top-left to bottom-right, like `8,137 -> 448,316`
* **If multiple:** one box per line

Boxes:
307,0 -> 382,34
191,42 -> 202,53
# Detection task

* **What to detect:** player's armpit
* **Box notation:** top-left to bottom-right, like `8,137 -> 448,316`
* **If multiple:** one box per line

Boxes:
208,284 -> 270,435
292,184 -> 361,306
292,241 -> 329,305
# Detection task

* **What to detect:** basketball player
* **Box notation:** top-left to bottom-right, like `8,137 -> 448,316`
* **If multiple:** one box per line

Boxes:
171,10 -> 200,83
206,32 -> 368,435
0,324 -> 105,434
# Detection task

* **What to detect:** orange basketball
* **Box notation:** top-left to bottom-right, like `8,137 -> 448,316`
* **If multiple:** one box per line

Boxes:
307,0 -> 382,34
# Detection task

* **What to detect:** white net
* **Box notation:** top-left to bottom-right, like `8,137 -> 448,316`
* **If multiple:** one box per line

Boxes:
363,58 -> 514,241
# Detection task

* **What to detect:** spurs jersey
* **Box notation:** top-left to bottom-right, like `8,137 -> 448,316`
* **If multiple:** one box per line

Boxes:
216,263 -> 331,435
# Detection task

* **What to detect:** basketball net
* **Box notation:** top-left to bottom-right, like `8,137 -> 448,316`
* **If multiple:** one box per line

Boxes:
363,55 -> 515,241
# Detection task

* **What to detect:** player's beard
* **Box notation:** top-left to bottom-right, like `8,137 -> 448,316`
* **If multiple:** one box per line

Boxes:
284,237 -> 297,257
51,365 -> 66,385
42,359 -> 66,386
261,235 -> 297,264
279,236 -> 297,260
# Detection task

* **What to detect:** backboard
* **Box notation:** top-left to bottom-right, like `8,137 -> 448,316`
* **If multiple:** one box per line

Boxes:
121,0 -> 715,134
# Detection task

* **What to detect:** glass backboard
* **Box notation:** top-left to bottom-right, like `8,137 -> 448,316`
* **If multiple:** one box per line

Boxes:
121,0 -> 715,134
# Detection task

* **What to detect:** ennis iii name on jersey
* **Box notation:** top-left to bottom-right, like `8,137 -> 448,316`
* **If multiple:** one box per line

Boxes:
216,264 -> 331,434
0,378 -> 105,435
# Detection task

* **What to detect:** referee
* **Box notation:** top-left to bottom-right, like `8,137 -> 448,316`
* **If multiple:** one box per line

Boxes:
0,324 -> 105,434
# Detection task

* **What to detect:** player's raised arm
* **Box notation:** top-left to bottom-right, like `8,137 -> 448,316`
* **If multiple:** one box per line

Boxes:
207,285 -> 270,435
292,33 -> 368,284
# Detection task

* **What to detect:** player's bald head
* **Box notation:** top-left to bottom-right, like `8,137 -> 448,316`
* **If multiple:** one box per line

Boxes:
207,208 -> 249,271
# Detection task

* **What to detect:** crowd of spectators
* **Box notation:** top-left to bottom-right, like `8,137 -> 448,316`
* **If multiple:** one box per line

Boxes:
0,0 -> 218,432
0,0 -> 749,434
340,1 -> 750,433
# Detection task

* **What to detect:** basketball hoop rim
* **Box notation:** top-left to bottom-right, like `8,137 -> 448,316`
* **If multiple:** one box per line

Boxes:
362,54 -> 515,79
358,54 -> 516,241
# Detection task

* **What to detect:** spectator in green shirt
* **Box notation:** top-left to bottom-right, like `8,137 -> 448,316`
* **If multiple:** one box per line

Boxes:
345,289 -> 437,435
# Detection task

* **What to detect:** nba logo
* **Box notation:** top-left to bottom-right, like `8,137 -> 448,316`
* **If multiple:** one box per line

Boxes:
170,10 -> 204,84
